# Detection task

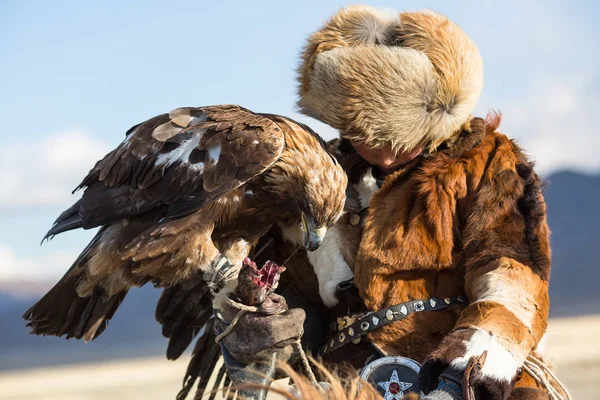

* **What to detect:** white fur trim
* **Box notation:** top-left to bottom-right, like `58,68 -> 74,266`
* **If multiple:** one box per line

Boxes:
472,268 -> 538,332
307,224 -> 354,308
451,329 -> 519,382
356,167 -> 379,209
535,332 -> 548,356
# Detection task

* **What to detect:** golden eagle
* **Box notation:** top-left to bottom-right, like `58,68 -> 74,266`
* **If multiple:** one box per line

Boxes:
23,105 -> 346,354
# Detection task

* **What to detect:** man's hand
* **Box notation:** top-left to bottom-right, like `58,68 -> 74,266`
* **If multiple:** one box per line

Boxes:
217,293 -> 306,365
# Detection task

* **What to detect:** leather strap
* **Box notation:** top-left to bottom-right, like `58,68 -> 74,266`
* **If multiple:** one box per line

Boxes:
321,296 -> 467,355
207,254 -> 235,291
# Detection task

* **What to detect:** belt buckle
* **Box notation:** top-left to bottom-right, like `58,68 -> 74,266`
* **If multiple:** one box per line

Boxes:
360,356 -> 422,399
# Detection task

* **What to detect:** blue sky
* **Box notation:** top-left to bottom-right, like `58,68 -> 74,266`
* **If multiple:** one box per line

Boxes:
0,0 -> 598,282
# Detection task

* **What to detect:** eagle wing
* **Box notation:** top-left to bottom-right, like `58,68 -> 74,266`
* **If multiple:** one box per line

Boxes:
45,104 -> 285,238
25,105 -> 285,344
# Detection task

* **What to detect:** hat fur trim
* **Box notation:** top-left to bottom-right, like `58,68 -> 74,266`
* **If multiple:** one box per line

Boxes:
298,6 -> 484,153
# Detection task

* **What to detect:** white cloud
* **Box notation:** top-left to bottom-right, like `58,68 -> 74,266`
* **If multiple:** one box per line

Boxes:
466,1 -> 599,177
0,244 -> 77,282
0,129 -> 111,210
479,73 -> 599,176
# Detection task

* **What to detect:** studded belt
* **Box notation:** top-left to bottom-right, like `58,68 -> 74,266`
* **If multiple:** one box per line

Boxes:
320,296 -> 467,355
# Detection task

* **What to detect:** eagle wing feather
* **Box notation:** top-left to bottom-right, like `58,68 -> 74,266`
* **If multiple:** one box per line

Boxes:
46,104 -> 284,238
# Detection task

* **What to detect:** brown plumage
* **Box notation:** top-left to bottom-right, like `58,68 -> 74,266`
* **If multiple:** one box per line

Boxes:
23,105 -> 347,349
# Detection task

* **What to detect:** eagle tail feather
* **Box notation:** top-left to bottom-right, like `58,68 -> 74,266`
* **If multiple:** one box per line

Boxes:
156,279 -> 212,360
166,305 -> 212,360
175,318 -> 221,400
193,346 -> 223,399
23,275 -> 128,342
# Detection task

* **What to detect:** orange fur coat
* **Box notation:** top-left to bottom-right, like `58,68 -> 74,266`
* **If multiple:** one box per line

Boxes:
264,116 -> 554,399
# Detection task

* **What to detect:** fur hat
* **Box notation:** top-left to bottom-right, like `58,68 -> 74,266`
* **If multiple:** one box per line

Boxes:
298,6 -> 484,153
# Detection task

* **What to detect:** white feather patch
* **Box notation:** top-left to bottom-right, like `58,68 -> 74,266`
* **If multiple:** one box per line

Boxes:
154,134 -> 202,168
450,329 -> 519,382
123,128 -> 137,146
307,224 -> 354,308
207,143 -> 221,163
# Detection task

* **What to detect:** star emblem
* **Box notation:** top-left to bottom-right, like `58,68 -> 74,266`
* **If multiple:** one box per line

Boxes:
377,369 -> 413,400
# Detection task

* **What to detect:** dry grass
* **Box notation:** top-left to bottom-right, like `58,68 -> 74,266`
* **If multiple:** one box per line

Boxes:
1,315 -> 598,400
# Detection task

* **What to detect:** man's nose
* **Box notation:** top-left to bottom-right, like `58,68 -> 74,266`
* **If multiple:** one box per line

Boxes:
380,154 -> 397,167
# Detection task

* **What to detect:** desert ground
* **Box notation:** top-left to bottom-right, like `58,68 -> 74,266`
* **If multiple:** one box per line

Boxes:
1,315 -> 598,400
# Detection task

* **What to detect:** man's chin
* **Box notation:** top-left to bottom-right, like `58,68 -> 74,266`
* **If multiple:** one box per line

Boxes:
378,148 -> 423,173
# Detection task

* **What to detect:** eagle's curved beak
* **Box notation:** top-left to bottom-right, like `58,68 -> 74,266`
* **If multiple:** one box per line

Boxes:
301,213 -> 327,251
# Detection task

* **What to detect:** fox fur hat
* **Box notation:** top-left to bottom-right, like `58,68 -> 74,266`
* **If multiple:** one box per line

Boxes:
298,6 -> 484,153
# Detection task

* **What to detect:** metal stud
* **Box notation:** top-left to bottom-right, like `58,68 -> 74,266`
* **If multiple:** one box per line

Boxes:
361,321 -> 370,331
400,305 -> 408,315
348,328 -> 354,336
372,316 -> 379,326
330,339 -> 334,347
352,337 -> 361,344
386,309 -> 394,320
444,298 -> 450,304
339,333 -> 345,342
430,298 -> 437,307
414,301 -> 425,312
350,214 -> 361,226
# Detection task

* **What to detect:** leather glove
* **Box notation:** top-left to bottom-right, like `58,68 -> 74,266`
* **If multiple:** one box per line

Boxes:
421,352 -> 491,400
421,367 -> 464,400
216,293 -> 306,365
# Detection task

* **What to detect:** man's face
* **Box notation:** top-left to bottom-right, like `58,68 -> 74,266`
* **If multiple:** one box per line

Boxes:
352,141 -> 423,173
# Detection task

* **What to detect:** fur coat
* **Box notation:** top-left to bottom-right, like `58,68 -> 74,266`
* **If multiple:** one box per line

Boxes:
258,115 -> 556,400
355,116 -> 552,399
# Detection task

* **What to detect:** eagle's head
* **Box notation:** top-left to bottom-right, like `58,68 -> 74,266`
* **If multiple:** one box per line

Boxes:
262,120 -> 347,251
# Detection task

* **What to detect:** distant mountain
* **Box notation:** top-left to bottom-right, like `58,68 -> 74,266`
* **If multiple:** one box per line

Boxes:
0,285 -> 170,371
543,171 -> 600,316
0,169 -> 597,370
